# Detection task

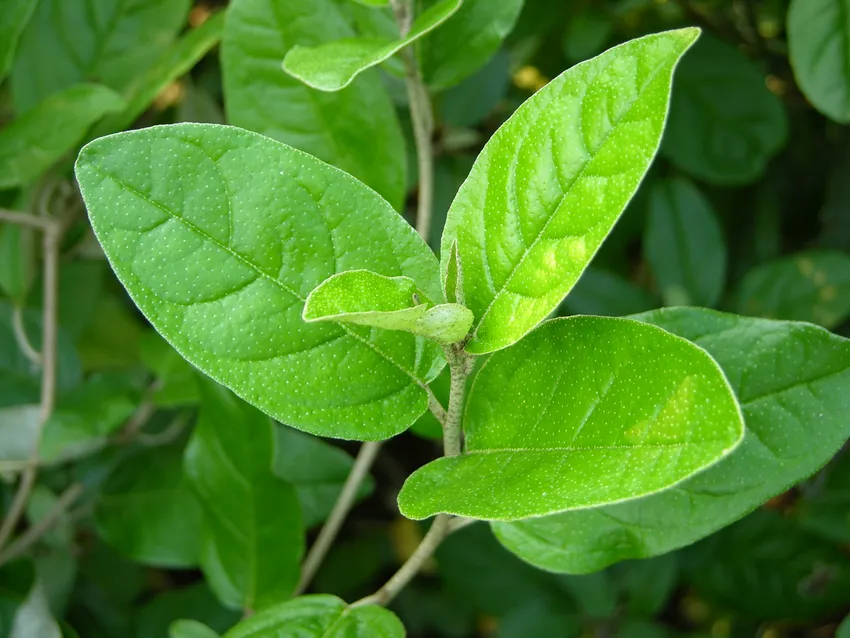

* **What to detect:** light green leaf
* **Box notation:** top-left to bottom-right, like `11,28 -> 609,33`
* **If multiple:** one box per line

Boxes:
561,268 -> 658,317
76,123 -> 444,441
839,614 -> 850,638
273,425 -> 374,528
0,224 -> 36,306
736,250 -> 850,329
185,380 -> 304,611
10,0 -> 190,112
351,0 -> 390,6
223,595 -> 404,638
0,405 -> 40,465
304,270 -> 473,344
662,34 -> 787,185
0,0 -> 36,82
493,308 -> 850,573
90,12 -> 225,138
222,0 -> 406,208
644,177 -> 726,307
170,620 -> 223,638
788,0 -> 850,123
0,84 -> 124,190
419,0 -> 525,90
398,315 -> 743,521
40,374 -> 141,464
283,0 -> 461,91
94,446 -> 204,568
440,29 -> 699,354
10,579 -> 61,638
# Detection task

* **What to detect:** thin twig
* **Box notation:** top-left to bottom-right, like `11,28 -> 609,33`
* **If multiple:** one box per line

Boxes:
295,441 -> 383,595
353,514 -> 451,608
448,516 -> 476,534
137,412 -> 190,446
427,388 -> 448,426
0,483 -> 83,567
0,225 -> 61,552
11,305 -> 41,366
0,209 -> 59,232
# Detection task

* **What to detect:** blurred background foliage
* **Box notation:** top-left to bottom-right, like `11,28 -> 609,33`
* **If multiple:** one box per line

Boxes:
1,0 -> 849,636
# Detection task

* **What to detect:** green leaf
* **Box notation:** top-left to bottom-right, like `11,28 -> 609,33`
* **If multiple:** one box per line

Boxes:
839,615 -> 850,638
562,6 -> 614,63
75,123 -> 444,441
185,380 -> 304,611
794,455 -> 850,544
222,0 -> 406,208
223,595 -> 404,638
0,224 -> 35,307
134,584 -> 237,638
273,425 -> 374,528
10,0 -> 190,112
0,405 -> 40,465
0,0 -> 36,82
10,579 -> 62,638
440,51 -> 511,128
419,0 -> 525,90
662,34 -> 787,185
170,620 -> 222,638
560,268 -> 658,317
493,308 -> 850,573
788,0 -> 850,123
736,250 -> 850,329
440,29 -> 699,355
90,12 -> 225,139
304,270 -> 473,344
94,446 -> 204,568
139,332 -> 201,408
0,84 -> 124,190
644,177 -> 726,307
397,315 -> 744,521
283,0 -> 462,91
40,374 -> 141,464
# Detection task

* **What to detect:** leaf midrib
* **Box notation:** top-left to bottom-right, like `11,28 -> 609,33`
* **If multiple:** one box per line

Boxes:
465,440 -> 730,455
87,163 -> 426,387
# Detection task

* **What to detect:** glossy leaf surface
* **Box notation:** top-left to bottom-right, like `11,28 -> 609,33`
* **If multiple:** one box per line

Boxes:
644,178 -> 726,307
76,123 -> 444,440
398,315 -> 744,521
304,270 -> 473,343
224,595 -> 404,638
222,0 -> 405,207
283,0 -> 461,91
662,34 -> 787,184
184,381 -> 304,611
419,0 -> 525,89
494,308 -> 850,573
0,84 -> 124,189
440,29 -> 699,354
736,250 -> 850,329
95,447 -> 204,568
788,0 -> 850,123
10,0 -> 190,111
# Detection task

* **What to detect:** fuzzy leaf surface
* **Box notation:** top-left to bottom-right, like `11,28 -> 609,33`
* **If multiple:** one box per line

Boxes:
440,29 -> 699,354
398,315 -> 744,521
76,123 -> 443,440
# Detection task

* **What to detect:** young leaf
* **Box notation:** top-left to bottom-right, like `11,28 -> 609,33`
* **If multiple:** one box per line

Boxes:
662,34 -> 787,185
223,595 -> 404,638
94,446 -> 204,568
304,270 -> 473,343
440,29 -> 699,354
788,0 -> 850,123
184,380 -> 304,611
736,250 -> 850,329
419,0 -> 525,90
90,12 -> 225,139
283,0 -> 462,91
493,308 -> 850,573
397,315 -> 744,521
644,177 -> 726,307
0,0 -> 36,82
10,0 -> 190,112
222,0 -> 406,208
0,84 -> 124,189
75,123 -> 444,441
273,425 -> 374,528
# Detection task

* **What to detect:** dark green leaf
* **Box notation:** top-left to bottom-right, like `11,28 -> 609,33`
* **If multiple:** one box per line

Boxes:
0,0 -> 36,81
561,268 -> 658,317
